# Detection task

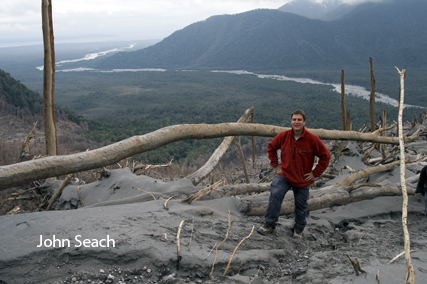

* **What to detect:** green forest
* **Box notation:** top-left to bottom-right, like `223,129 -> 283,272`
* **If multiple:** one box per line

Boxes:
1,66 -> 425,164
0,69 -> 42,112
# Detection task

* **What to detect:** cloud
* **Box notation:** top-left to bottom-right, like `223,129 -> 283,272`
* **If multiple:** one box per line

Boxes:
0,0 -> 382,46
1,0 -> 289,45
50,0 -> 287,36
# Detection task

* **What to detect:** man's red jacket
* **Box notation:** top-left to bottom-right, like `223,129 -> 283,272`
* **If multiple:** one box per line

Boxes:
268,127 -> 331,188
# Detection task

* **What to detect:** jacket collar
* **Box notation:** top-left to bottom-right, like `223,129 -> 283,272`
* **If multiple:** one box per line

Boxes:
292,127 -> 306,138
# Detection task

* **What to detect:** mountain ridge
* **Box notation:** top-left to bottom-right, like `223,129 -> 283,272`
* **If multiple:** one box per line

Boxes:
278,0 -> 347,20
93,0 -> 427,72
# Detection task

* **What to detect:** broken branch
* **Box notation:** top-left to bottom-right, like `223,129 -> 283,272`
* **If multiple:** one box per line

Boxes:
176,220 -> 184,270
163,195 -> 176,210
223,225 -> 255,276
346,253 -> 367,276
46,174 -> 73,211
183,180 -> 224,204
210,210 -> 230,279
388,249 -> 418,265
137,188 -> 156,200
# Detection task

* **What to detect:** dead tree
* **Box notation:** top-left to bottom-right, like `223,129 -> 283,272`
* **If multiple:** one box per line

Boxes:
42,0 -> 58,156
369,57 -> 376,132
341,70 -> 346,130
396,67 -> 415,284
380,108 -> 387,160
238,157 -> 420,216
336,159 -> 403,187
185,107 -> 253,186
20,122 -> 37,161
233,137 -> 250,184
346,110 -> 351,131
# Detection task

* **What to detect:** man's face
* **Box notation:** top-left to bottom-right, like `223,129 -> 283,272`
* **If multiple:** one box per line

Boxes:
291,114 -> 305,132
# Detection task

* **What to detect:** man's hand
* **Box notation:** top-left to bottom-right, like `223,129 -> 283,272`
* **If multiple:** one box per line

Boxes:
304,172 -> 315,182
274,165 -> 282,174
415,193 -> 423,203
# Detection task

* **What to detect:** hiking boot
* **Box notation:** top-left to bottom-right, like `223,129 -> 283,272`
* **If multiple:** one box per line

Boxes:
293,227 -> 303,239
294,231 -> 302,239
257,223 -> 274,235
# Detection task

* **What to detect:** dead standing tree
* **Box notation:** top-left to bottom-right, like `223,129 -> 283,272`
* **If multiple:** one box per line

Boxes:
341,70 -> 346,131
380,108 -> 387,160
42,0 -> 58,156
396,67 -> 415,284
369,57 -> 376,133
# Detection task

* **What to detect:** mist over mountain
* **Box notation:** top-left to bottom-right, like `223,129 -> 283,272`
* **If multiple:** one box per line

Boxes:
278,0 -> 348,20
93,0 -> 426,72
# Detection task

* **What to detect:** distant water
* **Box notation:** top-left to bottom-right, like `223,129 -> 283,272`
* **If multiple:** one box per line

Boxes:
212,70 -> 421,109
36,44 -> 137,70
57,67 -> 166,73
38,46 -> 421,109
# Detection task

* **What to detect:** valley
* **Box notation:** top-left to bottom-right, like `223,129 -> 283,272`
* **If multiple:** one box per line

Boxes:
1,42 -> 426,164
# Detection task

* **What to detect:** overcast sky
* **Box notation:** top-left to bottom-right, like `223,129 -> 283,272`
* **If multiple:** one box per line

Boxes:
1,0 -> 372,47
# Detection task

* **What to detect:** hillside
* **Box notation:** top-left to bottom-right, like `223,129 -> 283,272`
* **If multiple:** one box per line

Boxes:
94,0 -> 427,71
0,69 -> 42,113
0,69 -> 89,166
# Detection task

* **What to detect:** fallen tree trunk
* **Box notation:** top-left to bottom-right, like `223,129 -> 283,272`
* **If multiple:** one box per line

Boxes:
335,159 -> 403,187
238,186 -> 350,216
239,184 -> 416,216
0,123 -> 419,190
233,157 -> 419,216
350,184 -> 414,202
202,183 -> 271,200
202,169 -> 421,202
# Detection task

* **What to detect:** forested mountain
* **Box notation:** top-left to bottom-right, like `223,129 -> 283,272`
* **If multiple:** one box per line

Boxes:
0,69 -> 42,113
95,0 -> 427,72
0,68 -> 83,124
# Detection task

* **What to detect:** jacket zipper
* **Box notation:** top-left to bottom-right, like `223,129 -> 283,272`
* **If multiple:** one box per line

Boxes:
293,139 -> 297,159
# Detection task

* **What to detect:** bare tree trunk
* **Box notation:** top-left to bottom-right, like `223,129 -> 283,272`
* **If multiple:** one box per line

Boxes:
396,67 -> 415,284
185,108 -> 253,186
346,110 -> 351,131
239,183 -> 415,216
237,154 -> 422,216
380,108 -> 387,160
0,123 -> 419,191
209,183 -> 271,199
42,0 -> 57,156
45,173 -> 72,210
20,122 -> 37,161
234,137 -> 249,183
341,70 -> 346,131
251,111 -> 255,168
336,159 -> 402,187
369,57 -> 376,132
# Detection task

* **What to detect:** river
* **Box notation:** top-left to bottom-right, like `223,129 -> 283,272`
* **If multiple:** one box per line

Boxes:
38,45 -> 421,109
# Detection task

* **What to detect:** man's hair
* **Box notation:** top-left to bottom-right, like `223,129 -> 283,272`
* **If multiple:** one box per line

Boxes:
291,109 -> 306,121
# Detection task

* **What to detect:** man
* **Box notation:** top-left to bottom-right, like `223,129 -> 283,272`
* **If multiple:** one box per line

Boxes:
258,109 -> 331,238
415,165 -> 427,215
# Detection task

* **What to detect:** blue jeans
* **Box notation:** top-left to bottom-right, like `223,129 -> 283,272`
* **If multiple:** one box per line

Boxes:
424,193 -> 427,213
264,175 -> 309,233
